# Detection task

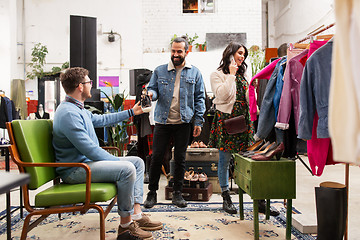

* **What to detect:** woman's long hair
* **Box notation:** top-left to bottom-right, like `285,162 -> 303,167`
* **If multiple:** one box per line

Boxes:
217,42 -> 248,76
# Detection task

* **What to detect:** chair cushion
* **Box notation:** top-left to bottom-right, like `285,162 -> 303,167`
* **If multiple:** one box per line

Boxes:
12,120 -> 56,189
35,182 -> 117,207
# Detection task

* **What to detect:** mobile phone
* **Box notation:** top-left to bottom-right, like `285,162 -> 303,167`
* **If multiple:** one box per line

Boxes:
229,55 -> 234,62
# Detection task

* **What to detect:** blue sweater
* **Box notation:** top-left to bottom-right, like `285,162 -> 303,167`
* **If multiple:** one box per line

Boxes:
53,101 -> 133,179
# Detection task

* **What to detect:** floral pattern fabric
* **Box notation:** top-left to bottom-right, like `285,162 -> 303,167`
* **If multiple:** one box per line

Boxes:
208,74 -> 255,153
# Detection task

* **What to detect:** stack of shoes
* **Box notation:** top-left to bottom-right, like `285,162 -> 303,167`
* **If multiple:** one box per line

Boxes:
189,140 -> 207,148
183,170 -> 194,187
184,167 -> 208,188
242,140 -> 270,157
251,142 -> 285,161
198,172 -> 208,188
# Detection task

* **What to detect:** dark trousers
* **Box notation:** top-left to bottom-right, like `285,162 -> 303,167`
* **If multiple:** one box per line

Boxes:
148,123 -> 191,192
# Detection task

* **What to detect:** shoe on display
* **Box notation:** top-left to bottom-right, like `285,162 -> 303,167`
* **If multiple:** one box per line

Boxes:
140,88 -> 152,113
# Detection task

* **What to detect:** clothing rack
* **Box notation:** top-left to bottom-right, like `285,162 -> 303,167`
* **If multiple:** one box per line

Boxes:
296,23 -> 348,239
296,23 -> 335,43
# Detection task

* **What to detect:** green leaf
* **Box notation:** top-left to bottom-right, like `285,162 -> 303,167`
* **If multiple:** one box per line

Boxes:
101,90 -> 115,109
113,94 -> 124,111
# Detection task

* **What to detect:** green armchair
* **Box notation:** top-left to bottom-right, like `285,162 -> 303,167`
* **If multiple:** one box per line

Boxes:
6,120 -> 118,240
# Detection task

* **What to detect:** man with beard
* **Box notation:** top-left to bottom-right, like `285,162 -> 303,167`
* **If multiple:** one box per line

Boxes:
143,36 -> 206,208
53,67 -> 163,239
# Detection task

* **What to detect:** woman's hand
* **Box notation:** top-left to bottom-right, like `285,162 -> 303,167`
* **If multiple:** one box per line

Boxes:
229,58 -> 238,75
132,101 -> 144,115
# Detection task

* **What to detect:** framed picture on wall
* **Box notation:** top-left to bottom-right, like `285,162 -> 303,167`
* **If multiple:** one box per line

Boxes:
183,0 -> 215,14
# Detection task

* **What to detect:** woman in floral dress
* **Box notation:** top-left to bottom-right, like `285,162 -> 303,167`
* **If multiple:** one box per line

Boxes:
208,42 -> 254,214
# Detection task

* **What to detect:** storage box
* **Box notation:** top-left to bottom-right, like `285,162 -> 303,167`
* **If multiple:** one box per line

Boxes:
170,148 -> 219,177
165,183 -> 213,201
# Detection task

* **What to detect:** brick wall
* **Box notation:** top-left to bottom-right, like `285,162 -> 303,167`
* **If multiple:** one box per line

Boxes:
142,0 -> 262,53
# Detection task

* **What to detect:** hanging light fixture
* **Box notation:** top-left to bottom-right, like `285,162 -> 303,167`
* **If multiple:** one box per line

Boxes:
108,30 -> 115,42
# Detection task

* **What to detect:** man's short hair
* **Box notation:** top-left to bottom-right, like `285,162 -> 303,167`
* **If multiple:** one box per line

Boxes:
172,35 -> 189,52
60,67 -> 89,94
277,43 -> 288,57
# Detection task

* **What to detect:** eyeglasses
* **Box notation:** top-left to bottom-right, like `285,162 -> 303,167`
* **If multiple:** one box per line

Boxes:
80,80 -> 93,85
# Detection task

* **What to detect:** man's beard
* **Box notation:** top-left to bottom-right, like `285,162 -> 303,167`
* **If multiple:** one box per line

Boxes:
171,56 -> 185,66
81,91 -> 92,100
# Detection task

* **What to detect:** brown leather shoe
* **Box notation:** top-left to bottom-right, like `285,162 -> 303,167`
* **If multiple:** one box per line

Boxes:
118,222 -> 153,239
135,214 -> 163,231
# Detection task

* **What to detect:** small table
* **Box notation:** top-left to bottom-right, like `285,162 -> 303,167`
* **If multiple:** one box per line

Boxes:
0,172 -> 30,195
0,144 -> 29,240
233,154 -> 296,240
0,172 -> 30,240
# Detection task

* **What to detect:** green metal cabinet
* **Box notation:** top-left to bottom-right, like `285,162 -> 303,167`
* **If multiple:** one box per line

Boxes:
233,154 -> 296,240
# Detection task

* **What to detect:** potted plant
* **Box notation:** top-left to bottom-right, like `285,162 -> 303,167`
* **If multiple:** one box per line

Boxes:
27,43 -> 69,80
248,45 -> 265,77
196,41 -> 207,52
185,33 -> 199,52
99,81 -> 133,156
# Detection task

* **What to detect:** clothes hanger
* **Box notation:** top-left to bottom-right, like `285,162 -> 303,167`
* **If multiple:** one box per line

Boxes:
0,90 -> 5,97
316,34 -> 334,41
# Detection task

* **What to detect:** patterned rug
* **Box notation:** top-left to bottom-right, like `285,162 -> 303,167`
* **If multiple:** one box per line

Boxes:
0,202 -> 316,240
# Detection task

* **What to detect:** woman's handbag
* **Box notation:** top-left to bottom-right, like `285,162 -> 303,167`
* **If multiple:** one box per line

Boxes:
224,115 -> 247,135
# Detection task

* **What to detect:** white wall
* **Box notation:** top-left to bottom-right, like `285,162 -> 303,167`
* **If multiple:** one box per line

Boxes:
0,0 -> 17,96
266,0 -> 335,48
8,0 -> 335,102
15,0 -> 262,98
17,0 -> 143,98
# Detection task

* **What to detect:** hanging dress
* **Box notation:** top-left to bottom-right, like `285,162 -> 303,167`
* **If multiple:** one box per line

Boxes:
208,74 -> 254,153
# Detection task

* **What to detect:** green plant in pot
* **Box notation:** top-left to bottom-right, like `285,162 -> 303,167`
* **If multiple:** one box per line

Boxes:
248,45 -> 265,77
185,33 -> 199,51
195,41 -> 207,51
98,81 -> 133,156
27,42 -> 69,80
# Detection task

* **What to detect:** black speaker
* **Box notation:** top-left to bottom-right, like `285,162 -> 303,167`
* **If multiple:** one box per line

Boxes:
70,15 -> 97,87
129,69 -> 151,96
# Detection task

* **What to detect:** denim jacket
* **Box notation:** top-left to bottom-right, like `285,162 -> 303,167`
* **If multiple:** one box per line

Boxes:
147,61 -> 206,126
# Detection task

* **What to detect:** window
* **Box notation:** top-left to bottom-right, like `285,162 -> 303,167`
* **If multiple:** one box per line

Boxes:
183,0 -> 215,14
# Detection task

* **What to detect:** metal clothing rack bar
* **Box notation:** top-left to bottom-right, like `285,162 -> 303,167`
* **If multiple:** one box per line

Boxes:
296,23 -> 335,43
296,153 -> 313,176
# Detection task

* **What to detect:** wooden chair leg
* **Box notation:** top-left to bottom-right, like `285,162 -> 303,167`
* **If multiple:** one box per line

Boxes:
21,214 -> 32,240
93,205 -> 106,240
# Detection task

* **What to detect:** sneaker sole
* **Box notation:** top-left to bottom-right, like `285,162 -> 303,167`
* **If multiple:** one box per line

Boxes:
140,225 -> 163,231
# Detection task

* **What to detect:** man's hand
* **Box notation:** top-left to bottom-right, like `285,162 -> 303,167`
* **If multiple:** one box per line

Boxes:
132,101 -> 144,115
193,126 -> 202,137
148,91 -> 153,100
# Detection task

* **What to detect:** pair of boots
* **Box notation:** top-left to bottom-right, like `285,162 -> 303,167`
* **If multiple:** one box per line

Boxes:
221,191 -> 280,216
144,190 -> 187,208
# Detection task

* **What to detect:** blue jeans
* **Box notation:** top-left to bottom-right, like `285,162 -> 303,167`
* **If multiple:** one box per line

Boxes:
63,156 -> 144,218
218,150 -> 232,192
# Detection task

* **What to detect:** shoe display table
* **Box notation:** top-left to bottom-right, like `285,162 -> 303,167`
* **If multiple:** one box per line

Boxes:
233,154 -> 296,240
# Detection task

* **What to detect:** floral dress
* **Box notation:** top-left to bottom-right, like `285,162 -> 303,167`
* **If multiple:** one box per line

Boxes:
208,74 -> 255,153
